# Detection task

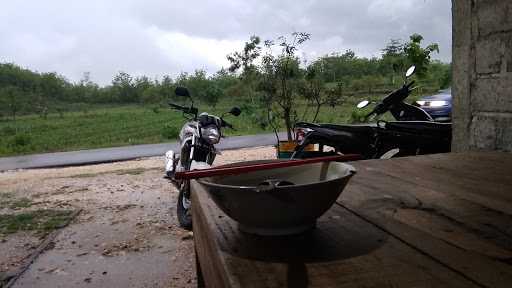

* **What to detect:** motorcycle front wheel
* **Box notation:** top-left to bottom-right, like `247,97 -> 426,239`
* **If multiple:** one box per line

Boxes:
177,180 -> 192,230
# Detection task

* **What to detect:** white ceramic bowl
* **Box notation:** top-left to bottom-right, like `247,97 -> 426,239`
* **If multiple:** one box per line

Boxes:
197,160 -> 356,235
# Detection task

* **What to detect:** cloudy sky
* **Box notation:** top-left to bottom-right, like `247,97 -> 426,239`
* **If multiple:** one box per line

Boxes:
0,0 -> 451,85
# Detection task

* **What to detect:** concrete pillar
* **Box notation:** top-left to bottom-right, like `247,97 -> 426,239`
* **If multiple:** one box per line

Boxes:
452,0 -> 512,152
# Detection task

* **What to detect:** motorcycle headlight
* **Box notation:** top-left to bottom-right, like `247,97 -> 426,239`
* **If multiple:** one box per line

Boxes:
294,128 -> 312,145
201,125 -> 220,144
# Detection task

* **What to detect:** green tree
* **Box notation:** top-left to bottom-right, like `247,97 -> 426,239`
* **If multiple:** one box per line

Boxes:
404,33 -> 439,78
299,63 -> 340,122
112,72 -> 136,103
203,84 -> 223,107
134,76 -> 152,103
73,72 -> 100,104
141,85 -> 162,104
0,86 -> 27,121
159,75 -> 175,101
211,68 -> 239,90
180,70 -> 209,101
38,72 -> 68,101
227,36 -> 261,75
259,32 -> 310,141
381,39 -> 407,84
227,36 -> 262,104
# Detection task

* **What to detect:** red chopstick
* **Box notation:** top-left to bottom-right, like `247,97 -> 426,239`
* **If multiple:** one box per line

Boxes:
174,154 -> 361,180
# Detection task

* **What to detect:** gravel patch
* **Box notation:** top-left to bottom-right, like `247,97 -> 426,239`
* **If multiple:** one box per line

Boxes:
0,146 -> 275,287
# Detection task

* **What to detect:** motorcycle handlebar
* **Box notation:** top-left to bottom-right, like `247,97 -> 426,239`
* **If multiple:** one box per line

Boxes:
168,102 -> 198,115
221,119 -> 235,130
295,122 -> 321,129
367,81 -> 415,118
168,103 -> 185,110
170,102 -> 234,128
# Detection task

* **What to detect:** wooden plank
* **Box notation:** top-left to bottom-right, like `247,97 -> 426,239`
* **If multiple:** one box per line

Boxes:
341,164 -> 512,255
351,152 -> 512,214
337,153 -> 512,288
191,180 -> 480,288
192,183 -> 234,288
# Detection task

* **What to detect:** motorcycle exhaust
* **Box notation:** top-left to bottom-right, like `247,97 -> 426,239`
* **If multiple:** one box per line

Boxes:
164,150 -> 179,178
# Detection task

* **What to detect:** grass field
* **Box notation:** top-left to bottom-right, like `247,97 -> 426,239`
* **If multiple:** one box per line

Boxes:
0,93 -> 422,157
0,102 -> 267,157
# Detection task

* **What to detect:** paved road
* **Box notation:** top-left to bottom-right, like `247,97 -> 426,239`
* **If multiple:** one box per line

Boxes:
0,132 -> 285,171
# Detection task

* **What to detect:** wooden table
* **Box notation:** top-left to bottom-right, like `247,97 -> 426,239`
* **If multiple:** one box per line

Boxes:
191,152 -> 512,287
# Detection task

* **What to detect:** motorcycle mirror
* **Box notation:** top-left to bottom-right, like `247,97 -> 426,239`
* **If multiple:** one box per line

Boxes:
357,100 -> 370,109
175,86 -> 190,97
229,106 -> 242,116
405,66 -> 416,78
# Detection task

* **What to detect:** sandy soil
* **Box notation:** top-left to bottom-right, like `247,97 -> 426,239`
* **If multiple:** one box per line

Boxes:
0,146 -> 275,288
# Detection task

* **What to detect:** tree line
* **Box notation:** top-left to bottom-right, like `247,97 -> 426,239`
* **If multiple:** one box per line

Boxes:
0,33 -> 450,121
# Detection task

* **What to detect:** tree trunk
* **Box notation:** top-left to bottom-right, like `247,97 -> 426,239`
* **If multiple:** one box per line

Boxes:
284,109 -> 293,142
312,105 -> 321,122
312,98 -> 321,122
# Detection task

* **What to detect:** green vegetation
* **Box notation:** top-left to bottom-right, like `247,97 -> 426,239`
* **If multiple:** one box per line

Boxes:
68,167 -> 159,178
115,168 -> 153,175
226,32 -> 448,140
0,194 -> 33,209
0,32 -> 451,156
66,167 -> 162,179
0,103 -> 270,156
7,198 -> 33,209
67,173 -> 103,179
0,192 -> 13,199
0,209 -> 75,235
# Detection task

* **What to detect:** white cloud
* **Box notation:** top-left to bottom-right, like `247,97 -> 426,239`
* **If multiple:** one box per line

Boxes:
0,0 -> 452,85
148,27 -> 243,73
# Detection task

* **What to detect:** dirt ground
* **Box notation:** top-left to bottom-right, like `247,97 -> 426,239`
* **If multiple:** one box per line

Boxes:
0,146 -> 275,288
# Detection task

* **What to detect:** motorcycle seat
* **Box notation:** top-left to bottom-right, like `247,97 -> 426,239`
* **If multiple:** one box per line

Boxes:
313,123 -> 376,134
384,121 -> 452,134
305,126 -> 372,155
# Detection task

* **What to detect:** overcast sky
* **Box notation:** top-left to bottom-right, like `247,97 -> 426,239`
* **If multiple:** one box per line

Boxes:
0,0 -> 451,85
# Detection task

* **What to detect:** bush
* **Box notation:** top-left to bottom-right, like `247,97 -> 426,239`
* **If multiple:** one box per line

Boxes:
6,133 -> 33,152
1,126 -> 16,136
161,123 -> 179,139
349,108 -> 368,124
151,106 -> 161,114
12,134 -> 32,147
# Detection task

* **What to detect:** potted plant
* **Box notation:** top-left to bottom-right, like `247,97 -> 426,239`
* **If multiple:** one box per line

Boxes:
227,32 -> 340,158
258,33 -> 315,158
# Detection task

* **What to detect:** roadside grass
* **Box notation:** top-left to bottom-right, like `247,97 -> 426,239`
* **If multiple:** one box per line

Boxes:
68,173 -> 102,179
0,90 -> 428,157
49,187 -> 89,196
0,192 -> 14,200
7,198 -> 33,209
67,167 -> 160,179
0,103 -> 270,157
115,167 -> 152,175
0,209 -> 75,235
0,193 -> 33,210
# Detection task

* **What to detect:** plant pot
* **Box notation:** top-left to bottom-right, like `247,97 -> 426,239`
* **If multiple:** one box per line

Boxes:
275,141 -> 316,159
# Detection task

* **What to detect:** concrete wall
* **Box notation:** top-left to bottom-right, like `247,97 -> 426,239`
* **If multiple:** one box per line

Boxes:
452,0 -> 512,152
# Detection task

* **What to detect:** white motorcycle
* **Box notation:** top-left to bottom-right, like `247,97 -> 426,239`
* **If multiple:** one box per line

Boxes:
164,87 -> 241,229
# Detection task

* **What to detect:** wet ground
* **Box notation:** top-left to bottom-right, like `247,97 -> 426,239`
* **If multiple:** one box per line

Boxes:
0,146 -> 275,288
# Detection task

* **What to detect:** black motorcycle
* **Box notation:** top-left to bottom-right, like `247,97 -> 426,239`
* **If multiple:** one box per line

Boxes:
293,66 -> 452,160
